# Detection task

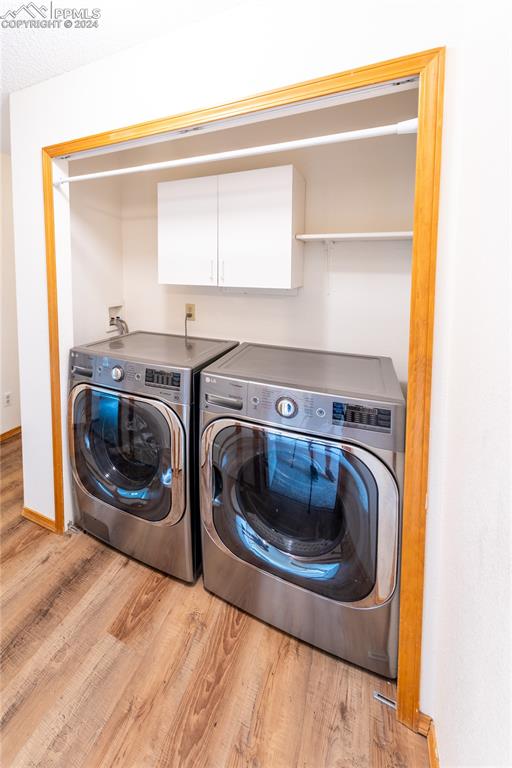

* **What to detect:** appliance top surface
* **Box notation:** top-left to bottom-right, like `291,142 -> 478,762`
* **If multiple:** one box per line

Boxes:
204,342 -> 404,403
76,331 -> 238,370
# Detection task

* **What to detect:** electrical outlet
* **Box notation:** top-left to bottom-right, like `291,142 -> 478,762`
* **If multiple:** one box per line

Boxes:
3,392 -> 11,407
185,303 -> 196,321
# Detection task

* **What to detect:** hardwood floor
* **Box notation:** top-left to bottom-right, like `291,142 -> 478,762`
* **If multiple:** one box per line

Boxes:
0,434 -> 429,768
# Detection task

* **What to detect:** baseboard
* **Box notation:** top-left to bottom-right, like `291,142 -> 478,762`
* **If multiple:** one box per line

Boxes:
417,711 -> 432,737
22,507 -> 58,533
427,720 -> 440,768
416,711 -> 439,766
0,426 -> 21,443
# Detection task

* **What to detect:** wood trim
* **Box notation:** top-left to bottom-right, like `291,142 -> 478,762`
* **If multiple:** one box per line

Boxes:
42,151 -> 65,534
417,711 -> 439,766
417,711 -> 433,737
40,47 -> 445,728
397,48 -> 445,730
22,506 -> 58,533
0,426 -> 21,443
428,721 -> 440,767
44,48 -> 443,158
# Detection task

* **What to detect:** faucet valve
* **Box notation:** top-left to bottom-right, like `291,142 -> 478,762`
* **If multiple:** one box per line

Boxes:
109,316 -> 129,336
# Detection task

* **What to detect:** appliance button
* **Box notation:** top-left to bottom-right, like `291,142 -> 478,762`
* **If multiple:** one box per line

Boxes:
251,396 -> 260,406
316,407 -> 326,418
135,373 -> 141,381
111,366 -> 124,382
276,397 -> 298,418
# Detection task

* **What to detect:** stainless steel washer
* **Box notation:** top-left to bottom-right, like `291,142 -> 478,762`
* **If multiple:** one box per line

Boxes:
68,331 -> 237,581
199,343 -> 405,675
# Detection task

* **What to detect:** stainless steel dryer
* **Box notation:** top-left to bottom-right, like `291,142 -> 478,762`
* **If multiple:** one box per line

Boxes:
68,331 -> 237,581
199,343 -> 405,676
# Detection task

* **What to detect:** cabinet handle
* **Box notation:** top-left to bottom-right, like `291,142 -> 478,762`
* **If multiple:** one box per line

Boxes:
210,259 -> 214,282
220,260 -> 225,283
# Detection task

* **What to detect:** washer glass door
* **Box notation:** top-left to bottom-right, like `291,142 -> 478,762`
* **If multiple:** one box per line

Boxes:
71,386 -> 183,522
209,422 -> 380,601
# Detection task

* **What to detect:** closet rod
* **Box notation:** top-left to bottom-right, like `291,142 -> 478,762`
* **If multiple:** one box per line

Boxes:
54,118 -> 417,186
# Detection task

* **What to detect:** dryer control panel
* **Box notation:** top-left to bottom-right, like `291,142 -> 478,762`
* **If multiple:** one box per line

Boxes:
201,374 -> 404,452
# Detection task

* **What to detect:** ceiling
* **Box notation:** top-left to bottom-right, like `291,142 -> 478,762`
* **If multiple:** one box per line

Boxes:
0,0 -> 246,152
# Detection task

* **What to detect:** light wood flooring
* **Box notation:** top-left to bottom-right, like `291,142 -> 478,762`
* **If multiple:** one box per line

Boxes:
0,434 -> 428,767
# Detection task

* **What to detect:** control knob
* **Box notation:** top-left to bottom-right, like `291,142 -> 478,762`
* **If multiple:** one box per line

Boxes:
111,366 -> 124,382
276,397 -> 298,418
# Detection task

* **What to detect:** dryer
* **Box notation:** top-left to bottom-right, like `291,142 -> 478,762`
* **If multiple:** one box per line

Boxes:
199,342 -> 405,676
68,331 -> 237,581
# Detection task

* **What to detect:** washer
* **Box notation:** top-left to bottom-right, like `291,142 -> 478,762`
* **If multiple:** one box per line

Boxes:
68,331 -> 237,581
199,342 -> 405,676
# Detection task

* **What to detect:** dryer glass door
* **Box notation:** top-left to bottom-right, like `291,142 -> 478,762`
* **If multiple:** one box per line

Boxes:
209,422 -> 380,601
71,385 -> 184,522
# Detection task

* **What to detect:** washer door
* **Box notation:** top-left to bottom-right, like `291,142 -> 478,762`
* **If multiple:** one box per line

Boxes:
70,384 -> 185,523
202,419 -> 399,605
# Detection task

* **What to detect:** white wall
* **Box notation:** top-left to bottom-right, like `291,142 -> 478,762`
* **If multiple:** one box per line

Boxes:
419,33 -> 512,768
69,174 -> 123,345
0,152 -> 21,434
9,2 -> 512,766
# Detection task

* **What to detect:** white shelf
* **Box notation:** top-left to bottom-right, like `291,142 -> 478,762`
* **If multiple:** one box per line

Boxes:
295,231 -> 413,242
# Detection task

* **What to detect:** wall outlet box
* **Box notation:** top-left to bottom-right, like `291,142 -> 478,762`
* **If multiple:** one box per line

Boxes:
3,392 -> 11,407
185,303 -> 196,321
107,303 -> 125,333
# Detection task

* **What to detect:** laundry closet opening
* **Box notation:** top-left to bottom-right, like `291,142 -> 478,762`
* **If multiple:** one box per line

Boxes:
64,78 -> 418,391
42,50 -> 445,730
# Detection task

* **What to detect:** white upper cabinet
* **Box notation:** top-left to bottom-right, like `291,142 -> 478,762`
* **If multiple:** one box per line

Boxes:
218,166 -> 304,289
158,175 -> 218,286
158,165 -> 305,289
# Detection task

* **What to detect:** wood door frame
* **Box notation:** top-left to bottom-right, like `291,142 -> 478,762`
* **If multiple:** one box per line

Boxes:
40,47 -> 445,731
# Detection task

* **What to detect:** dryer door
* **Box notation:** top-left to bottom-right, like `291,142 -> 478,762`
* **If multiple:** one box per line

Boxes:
70,384 -> 185,523
202,419 -> 399,606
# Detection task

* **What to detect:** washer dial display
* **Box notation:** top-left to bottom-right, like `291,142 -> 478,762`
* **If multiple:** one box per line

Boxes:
276,397 -> 298,418
111,366 -> 124,381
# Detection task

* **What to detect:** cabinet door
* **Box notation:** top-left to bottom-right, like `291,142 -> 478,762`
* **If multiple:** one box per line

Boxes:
218,166 -> 304,289
158,176 -> 218,286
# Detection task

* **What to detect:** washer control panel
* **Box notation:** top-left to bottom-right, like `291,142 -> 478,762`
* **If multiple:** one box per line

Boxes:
332,401 -> 391,431
69,351 -> 190,406
145,368 -> 181,390
201,374 -> 404,451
